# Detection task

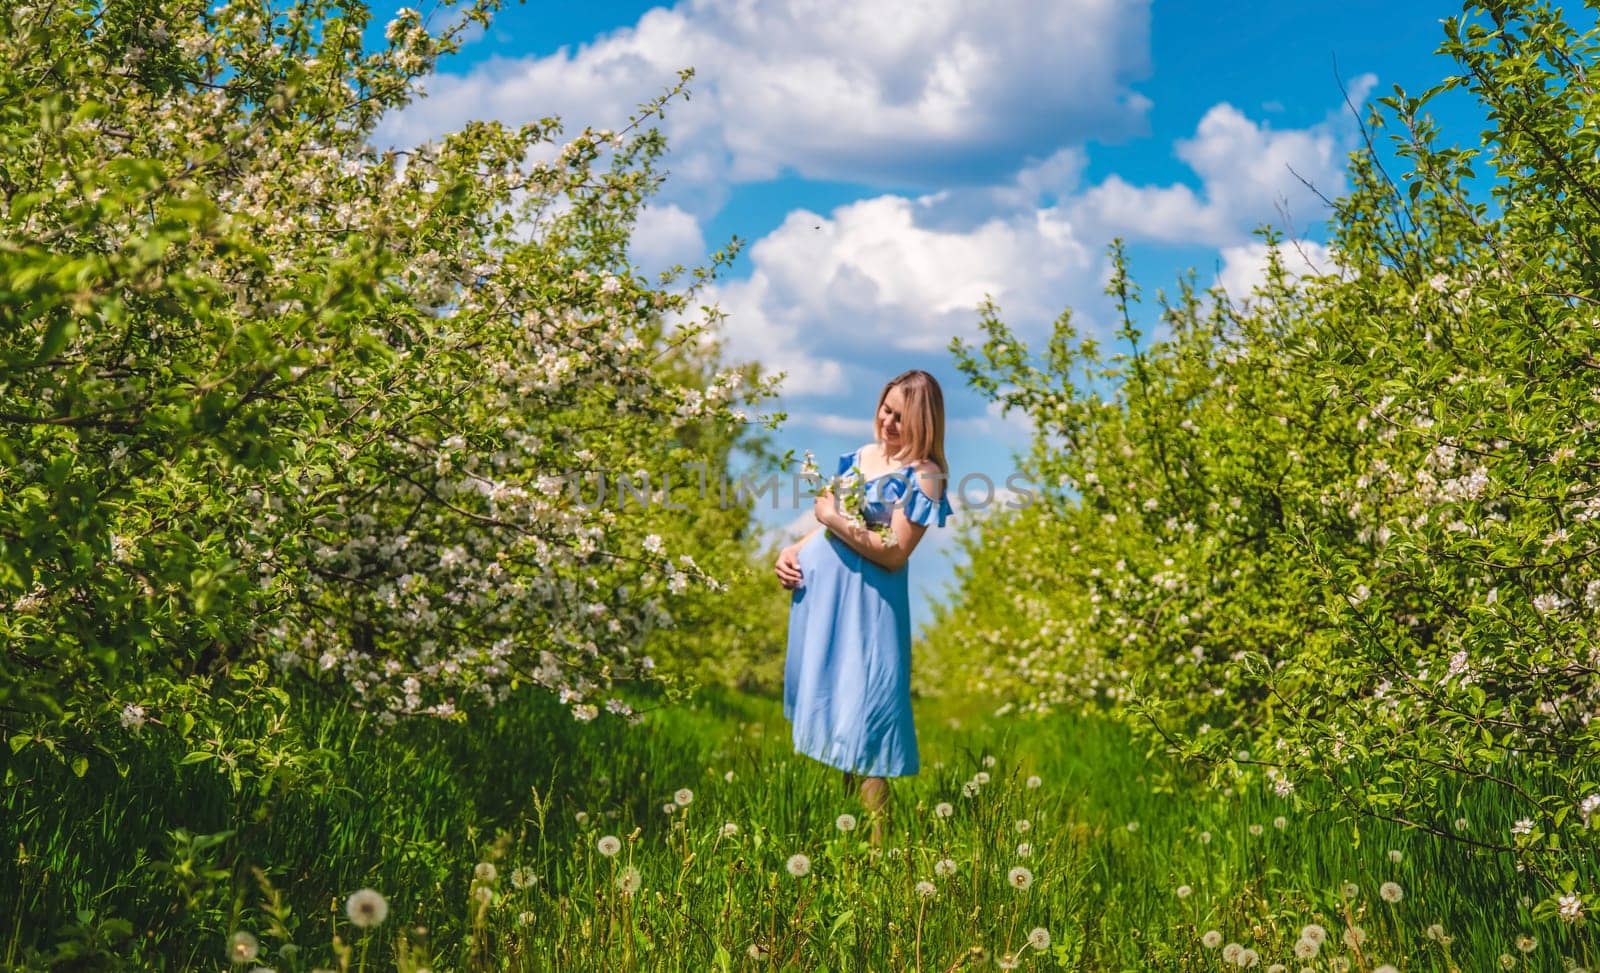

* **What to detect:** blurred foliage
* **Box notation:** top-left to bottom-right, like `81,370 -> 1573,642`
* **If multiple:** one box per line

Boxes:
930,0 -> 1600,918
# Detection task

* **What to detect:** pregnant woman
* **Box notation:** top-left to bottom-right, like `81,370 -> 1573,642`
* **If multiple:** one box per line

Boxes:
773,369 -> 954,844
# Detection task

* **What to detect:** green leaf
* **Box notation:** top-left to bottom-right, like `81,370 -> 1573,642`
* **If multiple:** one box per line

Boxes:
828,910 -> 854,939
36,316 -> 76,363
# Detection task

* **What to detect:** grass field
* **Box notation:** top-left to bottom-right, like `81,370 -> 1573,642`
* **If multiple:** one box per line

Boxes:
5,686 -> 1595,971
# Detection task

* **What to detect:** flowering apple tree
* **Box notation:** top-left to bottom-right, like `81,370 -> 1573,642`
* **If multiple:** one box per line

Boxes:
0,0 -> 779,765
931,0 -> 1600,916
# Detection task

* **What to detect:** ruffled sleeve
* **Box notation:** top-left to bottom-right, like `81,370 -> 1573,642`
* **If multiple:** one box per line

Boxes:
904,466 -> 954,528
835,448 -> 858,479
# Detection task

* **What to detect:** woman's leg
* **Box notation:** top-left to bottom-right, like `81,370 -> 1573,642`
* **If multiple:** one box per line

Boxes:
859,776 -> 889,845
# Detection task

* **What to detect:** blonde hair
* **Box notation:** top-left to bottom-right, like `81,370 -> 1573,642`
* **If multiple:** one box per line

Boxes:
875,369 -> 949,481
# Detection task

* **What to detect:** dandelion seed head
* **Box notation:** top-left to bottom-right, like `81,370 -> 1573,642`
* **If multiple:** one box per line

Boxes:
1015,818 -> 1031,833
1176,884 -> 1193,899
511,867 -> 535,889
1026,775 -> 1042,789
1379,881 -> 1403,903
616,865 -> 642,895
1343,926 -> 1366,949
915,880 -> 937,899
1299,924 -> 1326,945
721,822 -> 739,837
1202,930 -> 1223,949
1238,947 -> 1260,968
1293,937 -> 1319,959
1386,849 -> 1402,863
1016,842 -> 1032,858
786,853 -> 811,878
345,888 -> 388,928
473,862 -> 497,883
1516,935 -> 1537,953
836,813 -> 857,833
1028,927 -> 1050,950
1273,816 -> 1287,830
1223,943 -> 1243,963
1007,866 -> 1033,891
934,802 -> 954,818
674,788 -> 694,806
597,835 -> 621,857
934,857 -> 957,877
228,931 -> 260,964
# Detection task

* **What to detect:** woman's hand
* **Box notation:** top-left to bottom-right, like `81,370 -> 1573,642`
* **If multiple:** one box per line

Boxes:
812,491 -> 838,530
774,542 -> 804,589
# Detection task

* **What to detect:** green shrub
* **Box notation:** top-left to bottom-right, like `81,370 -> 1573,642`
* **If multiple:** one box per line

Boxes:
934,0 -> 1600,920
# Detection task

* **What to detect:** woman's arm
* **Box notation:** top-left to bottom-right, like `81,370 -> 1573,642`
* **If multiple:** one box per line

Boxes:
813,494 -> 927,572
833,515 -> 922,572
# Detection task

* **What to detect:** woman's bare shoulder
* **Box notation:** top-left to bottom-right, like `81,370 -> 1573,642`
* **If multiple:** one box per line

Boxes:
911,460 -> 947,495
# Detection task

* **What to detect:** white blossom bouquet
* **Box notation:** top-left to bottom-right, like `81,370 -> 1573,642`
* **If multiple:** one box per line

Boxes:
802,450 -> 898,549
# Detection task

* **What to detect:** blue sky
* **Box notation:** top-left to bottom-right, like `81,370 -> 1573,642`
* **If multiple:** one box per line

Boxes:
373,0 -> 1496,628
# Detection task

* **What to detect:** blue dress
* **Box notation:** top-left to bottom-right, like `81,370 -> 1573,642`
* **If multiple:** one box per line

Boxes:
783,446 -> 955,778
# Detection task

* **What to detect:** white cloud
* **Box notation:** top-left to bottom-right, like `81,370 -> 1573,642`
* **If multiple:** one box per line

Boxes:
950,482 -> 1039,521
949,398 -> 1037,445
380,0 -> 1152,194
1071,176 -> 1223,243
788,412 -> 876,437
692,278 -> 850,397
706,194 -> 1101,380
630,202 -> 706,274
1215,238 -> 1336,305
1070,79 -> 1375,245
1001,147 -> 1091,208
702,89 -> 1372,419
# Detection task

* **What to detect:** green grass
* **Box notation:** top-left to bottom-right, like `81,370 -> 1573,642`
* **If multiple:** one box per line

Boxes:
3,686 -> 1596,970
